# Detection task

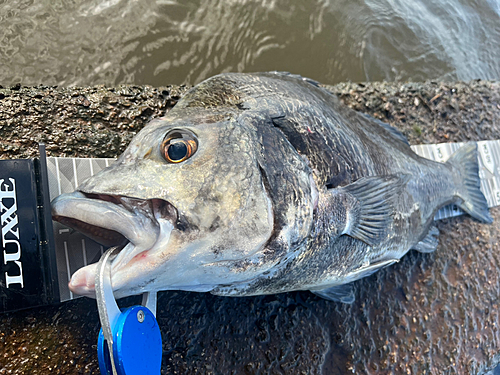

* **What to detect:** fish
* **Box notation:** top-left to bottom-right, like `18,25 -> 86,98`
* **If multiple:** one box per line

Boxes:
51,72 -> 492,303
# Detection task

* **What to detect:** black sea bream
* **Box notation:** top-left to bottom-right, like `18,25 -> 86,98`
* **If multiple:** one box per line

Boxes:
51,72 -> 492,303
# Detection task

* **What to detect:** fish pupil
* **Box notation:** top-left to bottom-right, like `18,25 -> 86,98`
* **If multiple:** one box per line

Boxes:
168,142 -> 188,161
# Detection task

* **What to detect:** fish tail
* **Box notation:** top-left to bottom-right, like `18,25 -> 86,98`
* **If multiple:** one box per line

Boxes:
446,142 -> 493,223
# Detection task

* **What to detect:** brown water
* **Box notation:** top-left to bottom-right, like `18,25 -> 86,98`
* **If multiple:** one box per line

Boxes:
1,0 -> 499,87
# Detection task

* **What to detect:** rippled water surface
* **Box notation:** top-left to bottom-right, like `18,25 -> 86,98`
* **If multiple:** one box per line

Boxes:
1,0 -> 499,87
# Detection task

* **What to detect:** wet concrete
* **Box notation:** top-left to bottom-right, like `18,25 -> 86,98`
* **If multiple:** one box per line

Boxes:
0,80 -> 499,374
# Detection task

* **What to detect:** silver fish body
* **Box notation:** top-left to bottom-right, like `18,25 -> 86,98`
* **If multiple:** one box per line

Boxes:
51,72 -> 492,303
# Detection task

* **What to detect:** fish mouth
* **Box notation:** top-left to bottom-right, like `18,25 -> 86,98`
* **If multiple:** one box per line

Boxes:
51,191 -> 178,296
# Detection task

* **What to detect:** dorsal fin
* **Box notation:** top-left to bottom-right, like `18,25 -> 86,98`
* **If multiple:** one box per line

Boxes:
361,113 -> 410,146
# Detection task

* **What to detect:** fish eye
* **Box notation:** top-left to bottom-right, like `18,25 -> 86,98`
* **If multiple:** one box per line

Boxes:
161,130 -> 198,163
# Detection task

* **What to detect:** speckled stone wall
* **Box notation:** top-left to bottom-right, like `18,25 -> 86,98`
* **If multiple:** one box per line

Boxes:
0,80 -> 499,375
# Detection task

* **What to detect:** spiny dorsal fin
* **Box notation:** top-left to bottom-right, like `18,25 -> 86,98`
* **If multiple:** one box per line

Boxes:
361,113 -> 410,146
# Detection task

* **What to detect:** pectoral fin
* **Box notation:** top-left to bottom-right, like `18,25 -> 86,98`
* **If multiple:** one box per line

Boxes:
331,175 -> 407,246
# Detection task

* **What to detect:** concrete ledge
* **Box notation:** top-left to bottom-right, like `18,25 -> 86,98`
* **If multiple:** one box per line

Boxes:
0,80 -> 499,374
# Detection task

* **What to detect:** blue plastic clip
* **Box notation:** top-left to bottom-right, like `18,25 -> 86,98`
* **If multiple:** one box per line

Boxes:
95,247 -> 162,375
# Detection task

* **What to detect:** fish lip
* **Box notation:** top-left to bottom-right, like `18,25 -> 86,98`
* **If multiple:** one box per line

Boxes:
51,191 -> 179,285
52,191 -> 178,244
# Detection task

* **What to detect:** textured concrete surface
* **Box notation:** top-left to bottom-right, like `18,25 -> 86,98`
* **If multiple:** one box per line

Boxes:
0,80 -> 499,374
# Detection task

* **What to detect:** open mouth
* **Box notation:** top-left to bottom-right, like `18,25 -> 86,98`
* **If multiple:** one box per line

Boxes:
51,191 -> 178,294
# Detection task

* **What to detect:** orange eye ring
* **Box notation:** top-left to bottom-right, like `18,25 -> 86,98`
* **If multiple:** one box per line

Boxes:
161,130 -> 198,163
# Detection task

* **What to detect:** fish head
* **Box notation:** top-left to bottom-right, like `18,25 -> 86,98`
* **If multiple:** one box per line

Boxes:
51,111 -> 275,298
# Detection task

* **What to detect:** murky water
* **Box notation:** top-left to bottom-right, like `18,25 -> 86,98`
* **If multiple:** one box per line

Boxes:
0,0 -> 499,87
